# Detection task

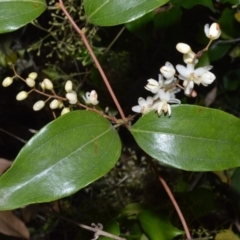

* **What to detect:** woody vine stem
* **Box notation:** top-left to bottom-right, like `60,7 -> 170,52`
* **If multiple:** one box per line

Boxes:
57,0 -> 191,239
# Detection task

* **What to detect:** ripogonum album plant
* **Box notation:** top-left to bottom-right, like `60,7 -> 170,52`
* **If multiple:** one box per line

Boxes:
1,0 -> 240,239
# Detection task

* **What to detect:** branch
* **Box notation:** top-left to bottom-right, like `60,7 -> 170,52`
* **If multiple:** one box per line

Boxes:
149,159 -> 192,240
58,0 -> 127,122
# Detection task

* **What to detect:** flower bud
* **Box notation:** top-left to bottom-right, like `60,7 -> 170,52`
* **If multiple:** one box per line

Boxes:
176,43 -> 192,54
2,77 -> 13,87
43,78 -> 53,90
160,62 -> 175,79
66,91 -> 78,104
58,101 -> 64,109
199,71 -> 216,86
33,100 -> 45,111
61,107 -> 70,115
89,90 -> 99,105
145,78 -> 159,93
204,23 -> 221,40
183,52 -> 196,64
16,91 -> 28,101
65,80 -> 73,92
40,82 -> 45,90
49,99 -> 60,109
26,77 -> 36,87
28,72 -> 38,80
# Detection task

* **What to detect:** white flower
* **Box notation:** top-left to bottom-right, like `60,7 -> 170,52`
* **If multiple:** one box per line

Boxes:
132,96 -> 154,114
153,89 -> 181,116
2,77 -> 13,87
160,62 -> 176,80
176,43 -> 192,54
204,23 -> 221,40
66,91 -> 78,104
33,100 -> 45,111
176,63 -> 214,95
82,90 -> 99,105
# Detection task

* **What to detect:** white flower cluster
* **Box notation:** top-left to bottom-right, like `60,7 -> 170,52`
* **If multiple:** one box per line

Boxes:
132,22 -> 221,116
132,63 -> 180,116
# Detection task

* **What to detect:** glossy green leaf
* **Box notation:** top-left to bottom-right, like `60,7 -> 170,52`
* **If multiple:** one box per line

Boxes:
0,0 -> 46,33
130,105 -> 240,171
84,0 -> 169,26
125,11 -> 155,32
181,0 -> 214,11
209,42 -> 232,62
0,111 -> 121,210
153,6 -> 182,29
219,8 -> 240,39
138,210 -> 184,240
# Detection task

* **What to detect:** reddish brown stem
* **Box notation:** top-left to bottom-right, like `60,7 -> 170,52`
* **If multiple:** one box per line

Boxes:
58,0 -> 126,122
149,159 -> 192,240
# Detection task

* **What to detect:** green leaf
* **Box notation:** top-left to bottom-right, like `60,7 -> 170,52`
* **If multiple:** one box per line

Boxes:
153,6 -> 182,29
219,8 -> 240,39
0,111 -> 121,210
171,0 -> 214,11
223,69 -> 240,91
138,210 -> 184,240
0,0 -> 46,33
130,105 -> 240,171
125,11 -> 155,32
84,0 -> 169,26
99,221 -> 120,240
209,42 -> 232,62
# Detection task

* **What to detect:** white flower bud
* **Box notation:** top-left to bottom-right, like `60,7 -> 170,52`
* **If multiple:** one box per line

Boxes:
204,23 -> 221,40
199,71 -> 216,86
66,91 -> 78,104
176,43 -> 192,54
61,107 -> 70,115
58,101 -> 64,109
89,90 -> 99,105
145,78 -> 159,93
183,52 -> 196,64
43,78 -> 53,90
28,72 -> 38,80
2,77 -> 13,87
40,82 -> 45,90
160,62 -> 175,79
49,99 -> 60,109
16,91 -> 28,101
26,77 -> 35,87
65,80 -> 73,92
33,100 -> 45,111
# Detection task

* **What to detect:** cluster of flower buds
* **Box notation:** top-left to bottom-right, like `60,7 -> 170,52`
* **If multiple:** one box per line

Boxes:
132,22 -> 221,116
2,69 -> 100,116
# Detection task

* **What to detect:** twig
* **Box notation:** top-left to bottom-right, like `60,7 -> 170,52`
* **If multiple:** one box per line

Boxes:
41,207 -> 126,240
104,26 -> 125,54
58,0 -> 127,122
0,128 -> 27,143
149,159 -> 192,240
